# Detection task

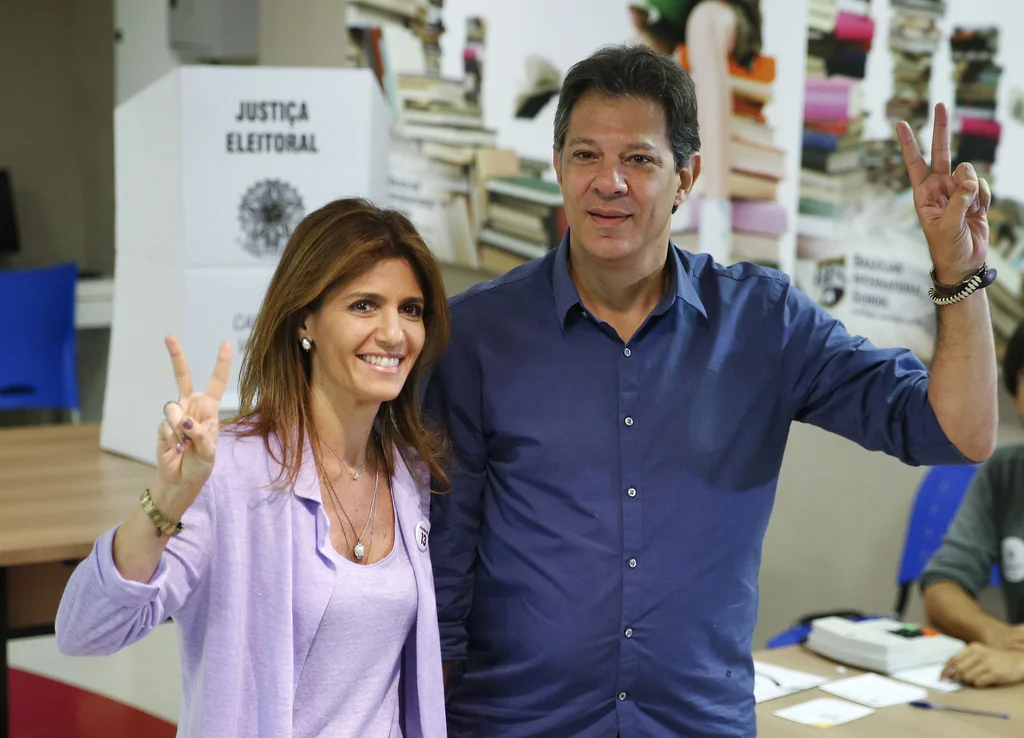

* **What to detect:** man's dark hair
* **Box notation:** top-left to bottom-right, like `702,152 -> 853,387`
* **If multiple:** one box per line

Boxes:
1003,322 -> 1024,396
552,43 -> 700,173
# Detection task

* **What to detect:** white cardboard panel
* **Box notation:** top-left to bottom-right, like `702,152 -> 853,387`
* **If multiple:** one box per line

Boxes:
102,66 -> 391,464
101,258 -> 185,465
181,266 -> 277,412
179,66 -> 391,268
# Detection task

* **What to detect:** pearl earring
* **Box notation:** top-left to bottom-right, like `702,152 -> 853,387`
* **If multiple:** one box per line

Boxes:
300,337 -> 312,351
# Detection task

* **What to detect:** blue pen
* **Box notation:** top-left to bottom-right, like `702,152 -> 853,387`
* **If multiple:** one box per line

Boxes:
910,700 -> 1009,719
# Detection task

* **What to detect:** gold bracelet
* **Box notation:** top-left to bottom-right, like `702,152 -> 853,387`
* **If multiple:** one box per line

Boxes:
140,488 -> 185,537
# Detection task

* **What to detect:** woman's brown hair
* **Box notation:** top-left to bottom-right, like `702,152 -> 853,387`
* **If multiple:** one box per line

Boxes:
230,197 -> 451,491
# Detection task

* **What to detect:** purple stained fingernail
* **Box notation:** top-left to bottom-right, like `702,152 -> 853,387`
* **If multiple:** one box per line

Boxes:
183,418 -> 194,430
175,443 -> 184,454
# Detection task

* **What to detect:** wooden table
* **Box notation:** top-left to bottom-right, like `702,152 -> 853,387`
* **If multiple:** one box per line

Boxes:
0,423 -> 154,738
756,645 -> 1024,736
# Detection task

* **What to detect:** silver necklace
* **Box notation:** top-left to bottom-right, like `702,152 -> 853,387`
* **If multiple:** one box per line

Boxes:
323,440 -> 366,481
320,446 -> 380,562
341,459 -> 365,481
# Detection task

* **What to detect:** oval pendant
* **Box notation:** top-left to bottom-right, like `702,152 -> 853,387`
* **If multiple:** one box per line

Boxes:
353,472 -> 360,480
354,542 -> 365,560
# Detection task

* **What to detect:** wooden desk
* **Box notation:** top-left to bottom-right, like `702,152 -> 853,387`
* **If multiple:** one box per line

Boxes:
0,423 -> 154,737
756,646 -> 1024,736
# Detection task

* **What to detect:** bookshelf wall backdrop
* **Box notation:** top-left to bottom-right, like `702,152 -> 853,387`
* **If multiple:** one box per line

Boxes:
345,0 -> 1024,364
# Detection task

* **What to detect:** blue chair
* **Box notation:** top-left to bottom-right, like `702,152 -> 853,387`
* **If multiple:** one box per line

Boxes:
893,463 -> 1000,618
0,262 -> 80,417
766,463 -> 996,649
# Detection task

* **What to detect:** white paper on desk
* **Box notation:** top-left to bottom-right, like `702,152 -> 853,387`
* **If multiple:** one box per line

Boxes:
891,664 -> 962,693
774,698 -> 875,728
753,660 -> 830,703
820,672 -> 928,707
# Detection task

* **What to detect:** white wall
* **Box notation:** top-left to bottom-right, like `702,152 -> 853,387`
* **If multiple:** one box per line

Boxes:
0,0 -> 114,274
103,0 -> 1022,647
439,0 -> 809,278
114,0 -> 178,105
433,0 -> 1021,648
439,0 -> 642,163
860,1 -> 1024,201
758,0 -> 1024,646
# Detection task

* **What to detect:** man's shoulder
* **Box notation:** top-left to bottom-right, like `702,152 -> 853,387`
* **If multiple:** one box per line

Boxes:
679,248 -> 793,311
448,256 -> 549,320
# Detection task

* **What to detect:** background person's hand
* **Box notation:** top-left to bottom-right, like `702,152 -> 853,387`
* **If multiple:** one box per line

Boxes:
154,336 -> 233,518
942,642 -> 1024,688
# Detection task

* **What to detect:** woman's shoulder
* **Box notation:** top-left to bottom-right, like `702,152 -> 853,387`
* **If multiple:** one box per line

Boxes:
212,425 -> 273,472
205,423 -> 302,500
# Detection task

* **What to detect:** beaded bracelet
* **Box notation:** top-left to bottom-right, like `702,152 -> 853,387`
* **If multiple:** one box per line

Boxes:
927,264 -> 997,306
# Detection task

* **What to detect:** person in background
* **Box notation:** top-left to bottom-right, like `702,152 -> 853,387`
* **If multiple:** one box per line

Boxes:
55,198 -> 451,737
628,0 -> 763,262
924,321 -> 1024,689
425,43 -> 997,737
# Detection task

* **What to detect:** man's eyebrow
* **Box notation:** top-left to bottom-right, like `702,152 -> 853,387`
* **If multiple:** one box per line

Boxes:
565,138 -> 660,151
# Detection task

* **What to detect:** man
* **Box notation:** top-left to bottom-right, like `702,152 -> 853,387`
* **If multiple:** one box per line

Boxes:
424,43 -> 996,737
923,322 -> 1024,689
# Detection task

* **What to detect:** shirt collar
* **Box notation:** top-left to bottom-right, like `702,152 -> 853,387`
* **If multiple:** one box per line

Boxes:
552,229 -> 707,331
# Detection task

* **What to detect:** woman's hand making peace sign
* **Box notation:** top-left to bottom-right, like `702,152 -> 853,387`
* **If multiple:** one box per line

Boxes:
155,336 -> 234,515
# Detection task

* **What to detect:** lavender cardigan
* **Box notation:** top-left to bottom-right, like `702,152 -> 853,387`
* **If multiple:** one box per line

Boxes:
55,430 -> 447,737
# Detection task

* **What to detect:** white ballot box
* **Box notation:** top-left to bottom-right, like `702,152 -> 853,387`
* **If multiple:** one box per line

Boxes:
102,65 -> 391,464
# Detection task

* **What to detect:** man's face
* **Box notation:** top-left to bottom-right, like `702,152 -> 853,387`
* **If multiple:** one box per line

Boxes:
553,91 -> 696,267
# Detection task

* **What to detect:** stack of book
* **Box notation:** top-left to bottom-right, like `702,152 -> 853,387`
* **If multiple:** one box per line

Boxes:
671,197 -> 787,268
478,176 -> 566,274
348,2 -> 529,271
945,28 -> 1024,352
862,138 -> 910,194
675,46 -> 787,266
950,27 -> 1001,185
807,0 -> 871,78
347,0 -> 433,78
798,0 -> 873,247
885,0 -> 945,137
422,0 -> 445,77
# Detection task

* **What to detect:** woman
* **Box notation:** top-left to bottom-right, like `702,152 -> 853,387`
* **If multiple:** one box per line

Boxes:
55,198 -> 452,737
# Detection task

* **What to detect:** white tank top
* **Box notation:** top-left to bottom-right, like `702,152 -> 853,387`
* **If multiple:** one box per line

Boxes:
292,491 -> 418,737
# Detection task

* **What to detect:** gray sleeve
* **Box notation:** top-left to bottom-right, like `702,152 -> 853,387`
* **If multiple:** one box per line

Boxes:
919,460 -> 1001,598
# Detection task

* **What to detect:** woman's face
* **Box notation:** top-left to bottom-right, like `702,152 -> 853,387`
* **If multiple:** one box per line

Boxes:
302,258 -> 427,409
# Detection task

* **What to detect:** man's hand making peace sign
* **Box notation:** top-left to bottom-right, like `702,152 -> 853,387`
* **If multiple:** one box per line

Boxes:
897,101 -> 991,284
896,102 -> 997,464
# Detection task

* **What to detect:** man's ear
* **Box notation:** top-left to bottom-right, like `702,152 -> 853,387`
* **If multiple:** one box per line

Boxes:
672,152 -> 701,214
552,145 -> 563,187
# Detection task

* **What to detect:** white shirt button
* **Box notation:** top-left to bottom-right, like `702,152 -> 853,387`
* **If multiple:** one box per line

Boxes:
628,558 -> 637,568
580,310 -> 589,319
623,348 -> 631,357
618,692 -> 627,701
625,627 -> 634,638
627,487 -> 637,497
624,416 -> 634,426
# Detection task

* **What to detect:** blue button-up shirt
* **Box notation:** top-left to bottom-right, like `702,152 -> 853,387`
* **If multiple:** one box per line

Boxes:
423,234 -> 967,737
